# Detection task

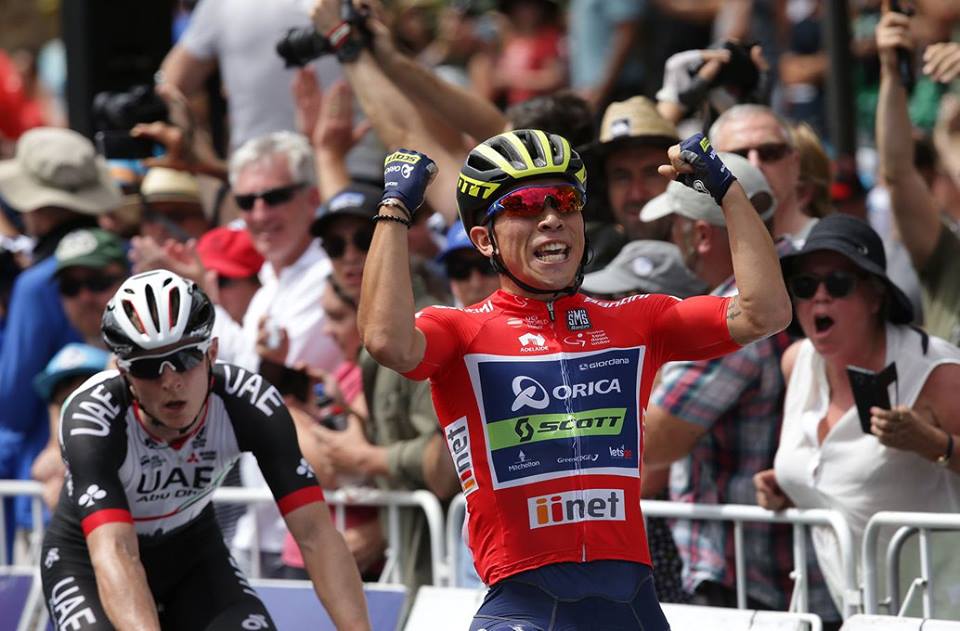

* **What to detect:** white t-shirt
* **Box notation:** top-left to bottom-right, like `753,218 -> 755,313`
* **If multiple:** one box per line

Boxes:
775,324 -> 960,615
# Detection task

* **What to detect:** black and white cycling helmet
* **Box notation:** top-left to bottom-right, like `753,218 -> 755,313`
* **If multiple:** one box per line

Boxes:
102,270 -> 215,358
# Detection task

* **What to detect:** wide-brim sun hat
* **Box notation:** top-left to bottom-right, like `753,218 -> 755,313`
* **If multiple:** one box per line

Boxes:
0,127 -> 122,215
779,213 -> 913,324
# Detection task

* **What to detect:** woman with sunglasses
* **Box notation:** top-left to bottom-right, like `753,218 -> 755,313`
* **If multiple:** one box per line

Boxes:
359,129 -> 790,630
40,270 -> 370,631
754,214 -> 960,617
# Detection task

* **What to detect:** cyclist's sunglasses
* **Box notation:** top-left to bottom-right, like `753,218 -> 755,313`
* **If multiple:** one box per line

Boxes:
788,270 -> 860,300
58,274 -> 124,297
322,228 -> 374,259
234,183 -> 305,211
118,340 -> 212,379
445,256 -> 497,280
727,142 -> 792,163
484,184 -> 585,223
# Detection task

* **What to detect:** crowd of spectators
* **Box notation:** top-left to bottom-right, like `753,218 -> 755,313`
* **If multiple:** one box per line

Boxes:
2,0 -> 960,624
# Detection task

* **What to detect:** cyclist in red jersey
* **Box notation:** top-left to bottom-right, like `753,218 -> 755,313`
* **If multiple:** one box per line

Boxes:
359,130 -> 791,630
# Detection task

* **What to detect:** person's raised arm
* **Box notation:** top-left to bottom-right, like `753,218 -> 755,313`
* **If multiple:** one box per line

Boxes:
158,45 -> 216,97
659,134 -> 791,345
876,10 -> 941,269
358,151 -> 436,373
285,504 -> 371,631
87,523 -> 161,631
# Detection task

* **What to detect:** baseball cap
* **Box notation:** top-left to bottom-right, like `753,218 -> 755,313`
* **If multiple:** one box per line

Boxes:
54,228 -> 128,276
310,183 -> 381,237
598,97 -> 678,148
582,240 -> 708,298
33,343 -> 111,402
196,226 -> 264,279
436,220 -> 479,262
639,152 -> 776,226
0,127 -> 122,215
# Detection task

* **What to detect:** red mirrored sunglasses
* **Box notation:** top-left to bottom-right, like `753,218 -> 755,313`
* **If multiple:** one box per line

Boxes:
484,184 -> 585,223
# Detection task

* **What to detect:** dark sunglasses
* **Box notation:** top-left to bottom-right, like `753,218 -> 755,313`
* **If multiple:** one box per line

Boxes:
788,271 -> 859,300
118,341 -> 211,380
322,228 -> 373,259
445,256 -> 497,281
485,184 -> 585,223
217,275 -> 258,290
234,183 -> 305,211
58,275 -> 124,297
728,142 -> 792,163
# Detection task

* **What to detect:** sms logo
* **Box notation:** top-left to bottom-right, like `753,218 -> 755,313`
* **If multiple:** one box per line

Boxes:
527,489 -> 625,529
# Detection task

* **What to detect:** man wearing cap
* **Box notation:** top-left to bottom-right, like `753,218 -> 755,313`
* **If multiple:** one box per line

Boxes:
0,127 -> 121,557
641,154 -> 798,611
581,239 -> 708,301
437,221 -> 500,308
195,225 -> 264,326
310,184 -> 380,301
139,166 -> 211,243
589,96 -> 680,269
54,228 -> 129,347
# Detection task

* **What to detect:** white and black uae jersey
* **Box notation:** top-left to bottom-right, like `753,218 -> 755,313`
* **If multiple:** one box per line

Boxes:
48,362 -> 322,542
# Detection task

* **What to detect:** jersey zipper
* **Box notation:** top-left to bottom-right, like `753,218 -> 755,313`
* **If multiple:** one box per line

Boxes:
546,300 -> 555,322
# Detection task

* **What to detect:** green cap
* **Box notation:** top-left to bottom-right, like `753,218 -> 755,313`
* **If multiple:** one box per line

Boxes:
54,229 -> 128,275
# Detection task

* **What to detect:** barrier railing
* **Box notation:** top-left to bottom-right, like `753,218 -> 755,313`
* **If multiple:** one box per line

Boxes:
0,480 -> 449,588
446,496 -> 858,618
861,511 -> 960,618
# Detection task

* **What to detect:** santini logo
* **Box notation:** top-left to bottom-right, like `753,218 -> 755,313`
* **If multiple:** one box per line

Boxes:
444,417 -> 478,495
510,376 -> 621,412
528,489 -> 625,529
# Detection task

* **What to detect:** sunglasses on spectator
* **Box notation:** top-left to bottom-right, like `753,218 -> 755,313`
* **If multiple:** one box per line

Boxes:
727,142 -> 792,163
788,271 -> 859,300
485,184 -> 585,223
322,228 -> 374,259
58,274 -> 124,297
445,256 -> 497,281
118,340 -> 212,379
217,275 -> 258,290
234,183 -> 305,211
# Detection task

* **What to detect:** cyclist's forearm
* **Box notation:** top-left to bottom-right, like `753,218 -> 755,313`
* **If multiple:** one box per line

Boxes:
88,527 -> 161,631
721,182 -> 791,344
358,211 -> 425,373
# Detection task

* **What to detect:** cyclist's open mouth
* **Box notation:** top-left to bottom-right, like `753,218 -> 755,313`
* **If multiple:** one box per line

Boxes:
163,400 -> 187,412
534,242 -> 570,263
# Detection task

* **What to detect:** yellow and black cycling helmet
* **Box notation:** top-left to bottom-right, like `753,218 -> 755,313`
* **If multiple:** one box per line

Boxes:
456,129 -> 587,232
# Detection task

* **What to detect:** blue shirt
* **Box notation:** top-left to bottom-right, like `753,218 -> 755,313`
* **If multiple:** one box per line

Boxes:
568,0 -> 646,90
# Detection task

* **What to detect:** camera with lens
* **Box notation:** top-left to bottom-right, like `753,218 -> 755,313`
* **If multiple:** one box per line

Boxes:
276,0 -> 370,67
92,84 -> 168,131
711,41 -> 761,94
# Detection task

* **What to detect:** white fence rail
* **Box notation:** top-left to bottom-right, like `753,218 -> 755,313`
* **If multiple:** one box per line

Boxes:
447,496 -> 858,618
861,511 -> 960,618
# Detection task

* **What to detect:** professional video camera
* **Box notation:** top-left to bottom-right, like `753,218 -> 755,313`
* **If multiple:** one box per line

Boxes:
276,0 -> 370,67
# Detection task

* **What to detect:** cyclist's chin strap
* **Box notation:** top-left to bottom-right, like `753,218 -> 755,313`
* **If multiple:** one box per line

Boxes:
128,369 -> 214,437
485,223 -> 589,299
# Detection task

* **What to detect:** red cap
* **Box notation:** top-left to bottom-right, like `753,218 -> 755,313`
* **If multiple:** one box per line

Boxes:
196,226 -> 264,279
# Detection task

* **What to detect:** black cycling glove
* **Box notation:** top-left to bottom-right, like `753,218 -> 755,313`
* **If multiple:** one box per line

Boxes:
676,133 -> 737,205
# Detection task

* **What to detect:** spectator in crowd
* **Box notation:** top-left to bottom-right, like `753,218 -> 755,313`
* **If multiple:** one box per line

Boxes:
490,0 -> 566,107
30,343 -> 111,510
139,166 -> 211,242
195,224 -> 264,325
710,104 -> 812,243
437,221 -> 500,308
97,161 -> 144,239
505,90 -> 595,149
641,154 -> 804,615
52,228 -> 129,347
792,122 -> 833,221
755,214 -> 960,618
0,127 -> 121,558
589,96 -> 679,268
875,12 -> 960,344
310,184 -> 379,301
567,0 -> 644,111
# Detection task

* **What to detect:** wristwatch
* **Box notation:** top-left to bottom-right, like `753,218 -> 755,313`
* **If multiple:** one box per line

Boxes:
936,431 -> 954,467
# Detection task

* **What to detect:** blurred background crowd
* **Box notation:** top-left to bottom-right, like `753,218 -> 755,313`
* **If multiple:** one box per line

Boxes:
2,0 -> 960,626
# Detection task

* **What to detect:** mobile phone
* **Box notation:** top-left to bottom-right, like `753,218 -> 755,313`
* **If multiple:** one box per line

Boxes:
94,130 -> 156,160
888,0 -> 916,91
847,362 -> 898,434
259,359 -> 311,402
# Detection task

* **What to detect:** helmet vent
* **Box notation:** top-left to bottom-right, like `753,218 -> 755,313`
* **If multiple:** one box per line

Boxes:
145,285 -> 159,331
122,299 -> 146,334
169,287 -> 181,328
467,153 -> 496,172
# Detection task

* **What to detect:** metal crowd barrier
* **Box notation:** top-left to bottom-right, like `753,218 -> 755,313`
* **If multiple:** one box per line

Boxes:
446,496 -> 859,618
0,480 -> 449,587
861,511 -> 960,618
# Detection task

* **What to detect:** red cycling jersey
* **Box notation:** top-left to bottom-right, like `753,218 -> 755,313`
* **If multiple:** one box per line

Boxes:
405,289 -> 739,585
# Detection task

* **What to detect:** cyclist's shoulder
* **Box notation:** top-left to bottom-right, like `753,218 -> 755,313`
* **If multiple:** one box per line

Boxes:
210,361 -> 287,423
60,370 -> 129,439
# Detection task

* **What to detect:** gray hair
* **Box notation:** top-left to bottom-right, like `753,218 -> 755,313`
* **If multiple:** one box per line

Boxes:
708,104 -> 796,149
228,131 -> 317,187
